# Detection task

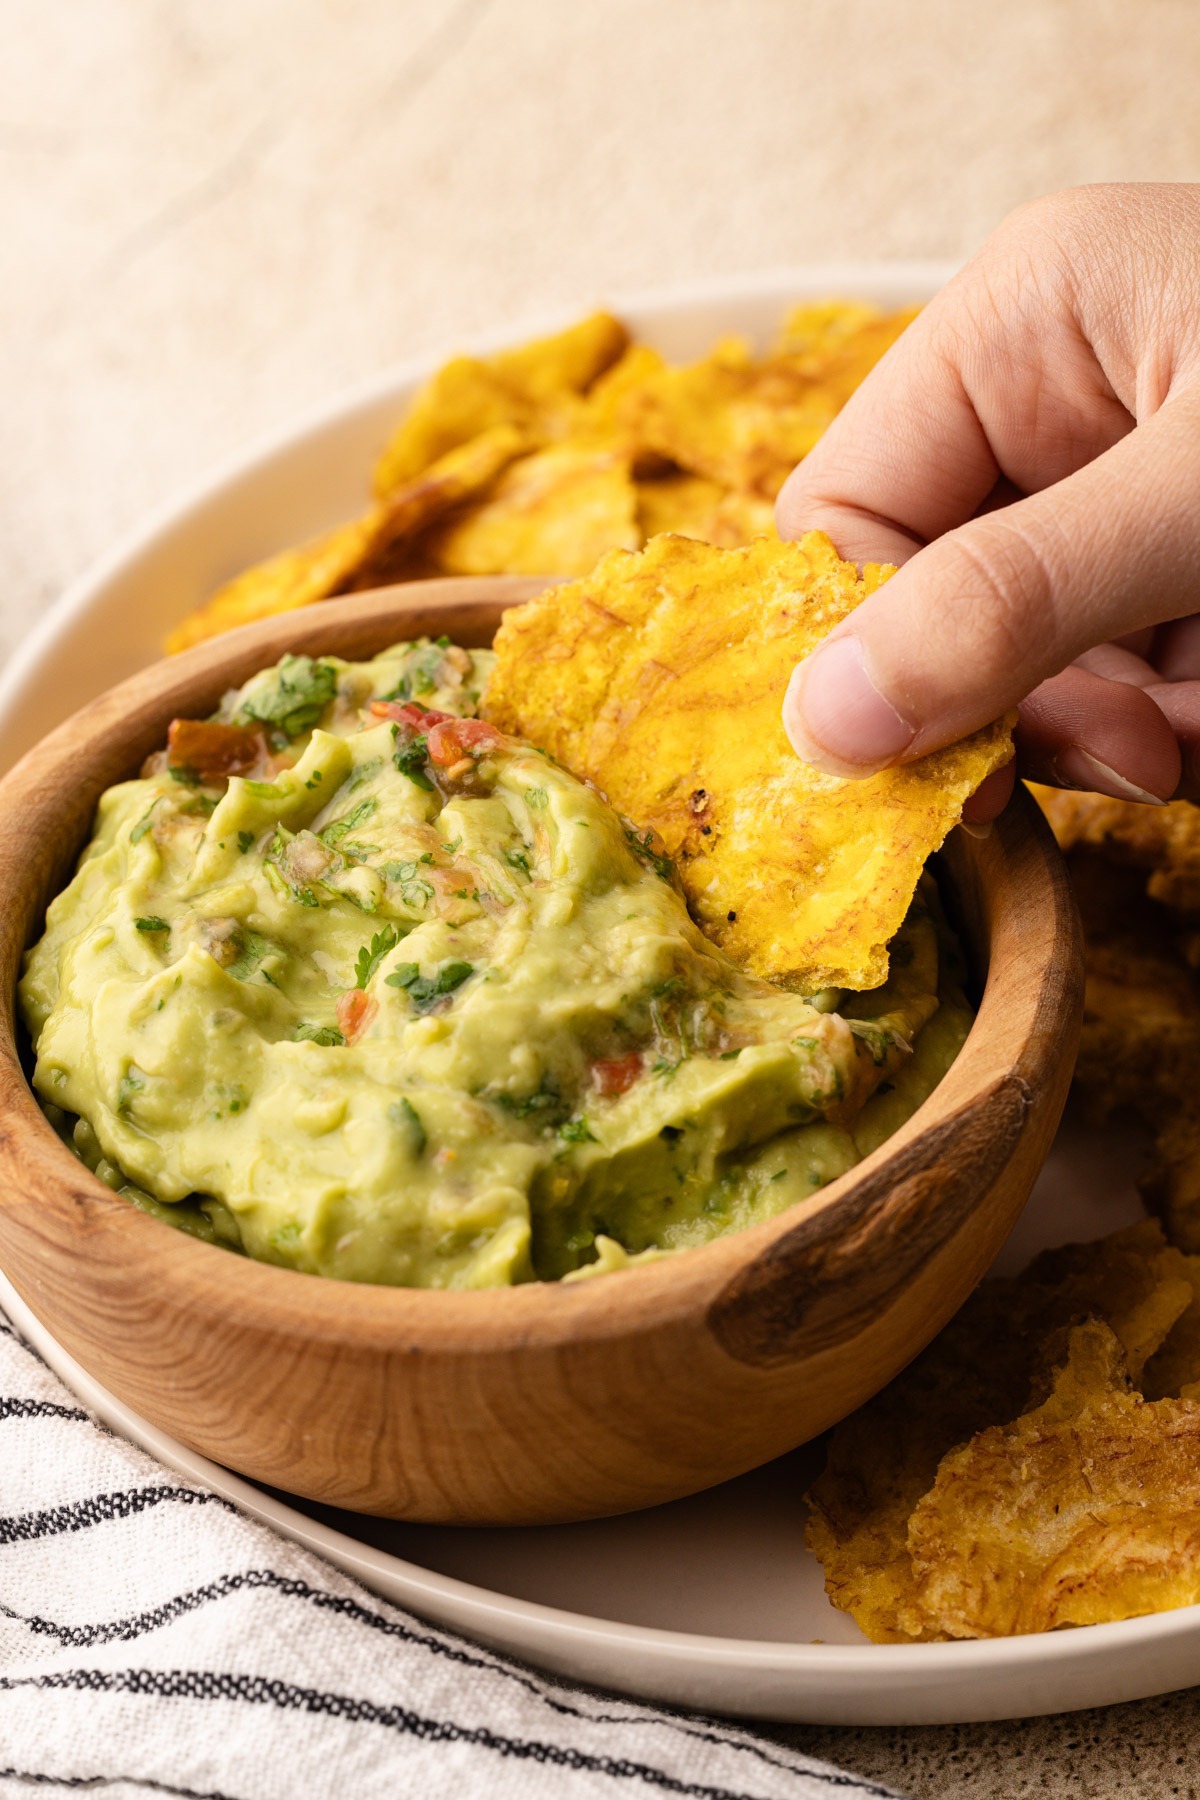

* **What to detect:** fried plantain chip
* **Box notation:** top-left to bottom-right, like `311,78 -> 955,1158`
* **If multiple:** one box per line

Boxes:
909,1321 -> 1200,1638
804,1221 -> 1194,1641
1033,785 -> 1200,916
485,533 -> 1012,991
633,472 -> 776,547
166,426 -> 525,652
1142,1241 -> 1200,1396
774,301 -> 919,394
373,312 -> 628,495
620,338 -> 836,499
803,1281 -> 1039,1642
423,441 -> 640,579
616,308 -> 916,501
573,343 -> 671,469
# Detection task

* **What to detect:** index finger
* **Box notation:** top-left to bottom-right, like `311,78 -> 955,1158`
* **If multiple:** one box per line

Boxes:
775,226 -> 1134,560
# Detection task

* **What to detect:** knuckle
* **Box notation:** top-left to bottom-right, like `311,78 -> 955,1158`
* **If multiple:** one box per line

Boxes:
938,520 -> 1061,684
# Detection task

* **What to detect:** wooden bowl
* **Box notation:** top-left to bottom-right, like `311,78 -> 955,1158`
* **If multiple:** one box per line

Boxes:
0,577 -> 1083,1524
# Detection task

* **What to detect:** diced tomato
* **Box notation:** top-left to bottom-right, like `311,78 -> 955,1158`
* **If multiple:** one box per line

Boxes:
368,701 -> 455,731
591,1052 -> 643,1099
167,718 -> 267,781
426,717 -> 503,768
336,989 -> 377,1045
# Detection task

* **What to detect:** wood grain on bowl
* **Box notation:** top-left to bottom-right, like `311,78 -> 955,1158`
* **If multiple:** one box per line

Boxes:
0,578 -> 1083,1524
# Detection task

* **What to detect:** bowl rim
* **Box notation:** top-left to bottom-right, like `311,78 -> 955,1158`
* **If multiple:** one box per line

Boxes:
0,576 -> 1081,1353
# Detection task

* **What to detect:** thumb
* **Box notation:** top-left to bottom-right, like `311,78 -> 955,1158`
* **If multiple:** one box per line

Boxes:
782,387 -> 1200,776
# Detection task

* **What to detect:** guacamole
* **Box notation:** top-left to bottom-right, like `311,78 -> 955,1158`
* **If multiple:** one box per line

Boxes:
20,638 -> 971,1288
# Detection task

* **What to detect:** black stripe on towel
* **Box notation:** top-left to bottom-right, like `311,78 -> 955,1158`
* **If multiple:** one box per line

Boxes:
0,1398 -> 90,1425
0,1668 -> 895,1800
0,1571 -> 894,1794
0,1486 -> 236,1546
0,1770 -> 242,1800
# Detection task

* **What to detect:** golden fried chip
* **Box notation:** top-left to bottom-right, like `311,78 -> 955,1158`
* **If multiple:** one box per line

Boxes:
424,442 -> 640,579
774,302 -> 919,395
616,308 -> 917,500
373,312 -> 628,495
1033,784 -> 1200,916
485,533 -> 1012,991
1142,1242 -> 1200,1395
167,426 -> 525,652
621,339 -> 834,499
1048,849 -> 1200,1127
909,1321 -> 1200,1638
804,1221 -> 1193,1641
1023,1221 -> 1195,1381
574,343 -> 671,467
773,299 -> 889,356
803,1282 -> 1038,1642
633,473 -> 776,547
1141,1112 -> 1200,1258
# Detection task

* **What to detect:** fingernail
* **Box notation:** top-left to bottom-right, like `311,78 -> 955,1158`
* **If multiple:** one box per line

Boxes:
1051,747 -> 1170,806
783,634 -> 915,775
959,818 -> 994,840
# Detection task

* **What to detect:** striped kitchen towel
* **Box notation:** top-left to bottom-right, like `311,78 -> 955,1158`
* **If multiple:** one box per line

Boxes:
0,1303 -> 906,1800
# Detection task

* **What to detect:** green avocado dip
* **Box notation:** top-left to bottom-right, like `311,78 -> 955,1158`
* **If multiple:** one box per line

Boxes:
19,637 -> 972,1289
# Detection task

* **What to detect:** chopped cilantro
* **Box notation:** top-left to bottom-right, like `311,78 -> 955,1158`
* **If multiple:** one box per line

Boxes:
385,958 -> 474,1012
237,830 -> 255,854
504,848 -> 531,876
393,736 -> 434,791
129,803 -> 160,845
167,763 -> 201,787
292,1023 -> 345,1047
391,1096 -> 427,1156
494,1082 -> 561,1120
116,1069 -> 144,1115
441,835 -> 462,855
558,1117 -> 597,1145
134,916 -> 170,934
625,825 -> 674,883
227,930 -> 275,981
262,840 -> 321,908
525,787 -> 548,810
848,1019 -> 900,1066
718,1048 -> 742,1060
378,641 -> 451,703
320,797 -> 378,849
237,655 -> 337,739
770,1169 -> 787,1182
355,924 -> 400,989
382,861 -> 434,908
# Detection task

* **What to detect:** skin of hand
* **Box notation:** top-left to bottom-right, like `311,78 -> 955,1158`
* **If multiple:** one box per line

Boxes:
775,184 -> 1200,820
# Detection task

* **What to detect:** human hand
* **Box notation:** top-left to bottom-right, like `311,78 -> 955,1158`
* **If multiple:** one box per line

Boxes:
776,184 -> 1200,819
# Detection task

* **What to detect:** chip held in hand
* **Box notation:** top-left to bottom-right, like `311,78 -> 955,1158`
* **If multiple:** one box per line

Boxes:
485,532 -> 1013,991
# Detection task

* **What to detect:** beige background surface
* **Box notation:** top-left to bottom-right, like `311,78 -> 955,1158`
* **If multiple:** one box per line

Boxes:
3,2 -> 1200,1794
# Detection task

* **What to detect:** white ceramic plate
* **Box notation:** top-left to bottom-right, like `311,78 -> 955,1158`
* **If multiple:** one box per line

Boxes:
7,266 -> 1196,1727
8,1114 -> 1198,1728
